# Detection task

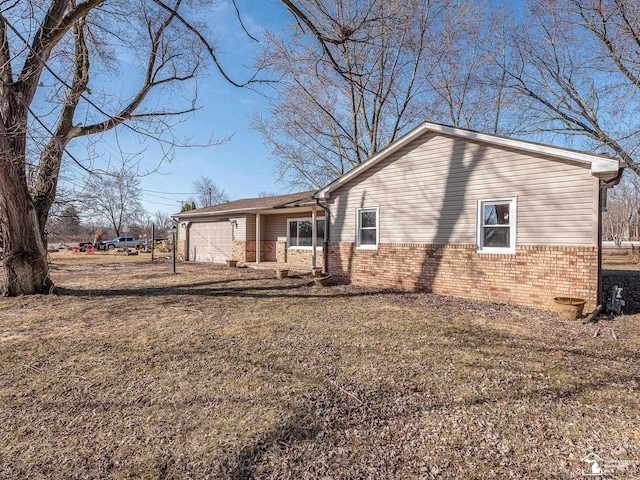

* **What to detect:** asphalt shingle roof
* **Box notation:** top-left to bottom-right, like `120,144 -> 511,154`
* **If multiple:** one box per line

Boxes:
173,191 -> 317,218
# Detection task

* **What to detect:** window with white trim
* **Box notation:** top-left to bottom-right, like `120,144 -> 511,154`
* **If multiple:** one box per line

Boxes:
288,218 -> 325,248
356,207 -> 379,248
477,198 -> 516,253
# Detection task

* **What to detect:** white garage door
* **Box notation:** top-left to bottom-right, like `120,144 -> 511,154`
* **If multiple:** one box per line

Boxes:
188,221 -> 232,263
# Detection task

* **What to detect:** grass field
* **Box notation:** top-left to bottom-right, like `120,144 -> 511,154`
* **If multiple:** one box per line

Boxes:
1,251 -> 639,478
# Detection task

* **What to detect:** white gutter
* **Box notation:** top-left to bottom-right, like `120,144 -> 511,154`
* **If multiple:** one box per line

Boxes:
173,206 -> 266,218
173,201 -> 319,219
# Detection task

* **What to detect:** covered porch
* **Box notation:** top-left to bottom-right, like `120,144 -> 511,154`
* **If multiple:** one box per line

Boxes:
250,205 -> 326,272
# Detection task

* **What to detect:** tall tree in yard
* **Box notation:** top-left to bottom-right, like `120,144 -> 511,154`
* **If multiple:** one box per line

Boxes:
603,172 -> 640,244
55,204 -> 82,239
192,176 -> 229,208
498,0 -> 640,175
255,0 -> 497,188
0,0 -> 258,295
82,168 -> 145,237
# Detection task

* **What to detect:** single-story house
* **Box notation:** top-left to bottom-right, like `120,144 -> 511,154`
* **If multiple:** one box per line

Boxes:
174,122 -> 623,311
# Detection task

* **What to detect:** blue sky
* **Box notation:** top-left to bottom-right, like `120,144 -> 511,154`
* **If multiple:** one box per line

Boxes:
61,0 -> 291,217
59,0 -> 539,218
137,0 -> 289,215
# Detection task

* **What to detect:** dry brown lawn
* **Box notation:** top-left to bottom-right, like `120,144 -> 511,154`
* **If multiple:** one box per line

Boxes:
1,251 -> 639,479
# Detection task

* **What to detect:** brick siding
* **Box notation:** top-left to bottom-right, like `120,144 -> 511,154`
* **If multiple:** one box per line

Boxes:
328,242 -> 598,311
232,240 -> 324,267
286,247 -> 324,267
232,241 -> 249,263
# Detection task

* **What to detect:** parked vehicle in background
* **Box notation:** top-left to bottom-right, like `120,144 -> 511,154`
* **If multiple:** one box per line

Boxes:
104,236 -> 142,250
140,237 -> 168,253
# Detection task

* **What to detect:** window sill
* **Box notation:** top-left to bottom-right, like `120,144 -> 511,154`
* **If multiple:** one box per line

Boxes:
287,246 -> 323,250
356,245 -> 378,250
476,247 -> 515,255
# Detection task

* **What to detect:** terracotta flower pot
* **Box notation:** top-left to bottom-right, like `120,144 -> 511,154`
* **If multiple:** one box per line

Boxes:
553,297 -> 586,320
314,274 -> 332,287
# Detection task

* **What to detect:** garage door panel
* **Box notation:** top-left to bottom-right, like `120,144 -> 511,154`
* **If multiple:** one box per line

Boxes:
189,221 -> 232,263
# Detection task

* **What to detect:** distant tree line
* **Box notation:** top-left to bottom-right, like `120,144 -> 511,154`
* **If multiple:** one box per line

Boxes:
46,205 -> 174,246
603,172 -> 640,245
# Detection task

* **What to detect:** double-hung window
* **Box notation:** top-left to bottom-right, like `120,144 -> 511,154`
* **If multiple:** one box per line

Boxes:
356,207 -> 379,248
477,198 -> 516,254
288,218 -> 325,248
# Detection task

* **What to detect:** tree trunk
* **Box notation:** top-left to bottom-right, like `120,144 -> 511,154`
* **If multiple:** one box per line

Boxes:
0,115 -> 53,296
0,175 -> 53,296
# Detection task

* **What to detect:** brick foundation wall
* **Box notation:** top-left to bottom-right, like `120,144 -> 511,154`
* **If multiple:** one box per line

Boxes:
232,241 -> 248,263
232,240 -> 263,263
328,242 -> 598,311
177,240 -> 186,261
276,241 -> 286,262
262,241 -> 277,262
232,240 -> 325,268
286,247 -> 324,267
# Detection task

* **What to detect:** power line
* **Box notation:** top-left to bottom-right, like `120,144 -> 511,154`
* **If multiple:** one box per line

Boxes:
141,198 -> 182,208
141,188 -> 193,195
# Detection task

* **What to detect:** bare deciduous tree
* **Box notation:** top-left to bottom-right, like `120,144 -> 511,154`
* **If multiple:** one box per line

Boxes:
192,176 -> 229,208
83,168 -> 145,237
255,0 -> 495,188
603,172 -> 640,245
498,0 -> 640,175
153,210 -> 173,233
0,0 -> 260,295
257,190 -> 280,198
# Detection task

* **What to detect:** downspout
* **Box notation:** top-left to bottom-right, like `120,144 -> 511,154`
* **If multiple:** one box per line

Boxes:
597,167 -> 625,306
597,187 -> 604,307
316,198 -> 330,274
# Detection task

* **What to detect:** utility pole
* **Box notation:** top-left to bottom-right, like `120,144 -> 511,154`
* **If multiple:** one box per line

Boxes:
207,188 -> 212,207
172,225 -> 177,274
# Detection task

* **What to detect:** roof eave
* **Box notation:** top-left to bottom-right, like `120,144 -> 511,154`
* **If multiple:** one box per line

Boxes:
172,197 -> 318,219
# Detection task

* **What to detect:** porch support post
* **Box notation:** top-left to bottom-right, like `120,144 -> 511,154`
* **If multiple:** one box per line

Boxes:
256,213 -> 261,264
311,207 -> 317,268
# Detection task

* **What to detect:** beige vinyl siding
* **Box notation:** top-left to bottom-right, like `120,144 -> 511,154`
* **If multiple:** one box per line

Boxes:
264,213 -> 289,241
263,213 -> 326,241
329,133 -> 599,246
254,214 -> 267,241
230,216 -> 246,241
245,214 -> 256,241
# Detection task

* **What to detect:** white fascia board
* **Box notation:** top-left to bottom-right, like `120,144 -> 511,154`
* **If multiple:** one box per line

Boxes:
590,158 -> 622,174
316,122 -> 621,198
174,204 -> 321,219
174,206 -> 260,219
421,123 -> 621,174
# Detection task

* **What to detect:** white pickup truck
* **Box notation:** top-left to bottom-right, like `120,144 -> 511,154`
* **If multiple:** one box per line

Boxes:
104,236 -> 142,250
